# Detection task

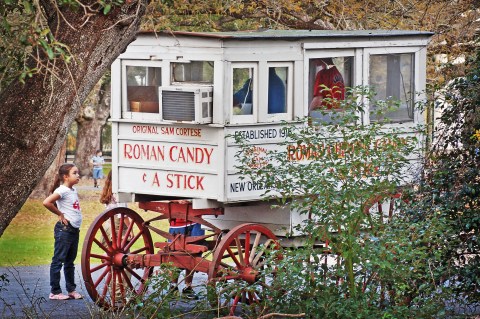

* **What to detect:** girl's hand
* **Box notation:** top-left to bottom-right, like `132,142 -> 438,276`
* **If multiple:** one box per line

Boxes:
58,214 -> 68,225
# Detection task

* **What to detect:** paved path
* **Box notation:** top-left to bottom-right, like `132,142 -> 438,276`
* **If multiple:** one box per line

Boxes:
0,265 -> 210,319
0,265 -> 91,318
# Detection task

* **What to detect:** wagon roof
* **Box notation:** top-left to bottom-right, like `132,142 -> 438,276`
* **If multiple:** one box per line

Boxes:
139,29 -> 434,40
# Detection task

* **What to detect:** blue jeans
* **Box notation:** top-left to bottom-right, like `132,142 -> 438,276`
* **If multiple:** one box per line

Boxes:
93,167 -> 103,179
50,221 -> 79,294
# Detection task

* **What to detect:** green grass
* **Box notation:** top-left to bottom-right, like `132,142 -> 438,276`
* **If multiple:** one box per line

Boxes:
0,184 -> 168,267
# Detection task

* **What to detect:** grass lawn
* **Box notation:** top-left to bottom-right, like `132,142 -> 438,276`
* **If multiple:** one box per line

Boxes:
0,178 -> 168,267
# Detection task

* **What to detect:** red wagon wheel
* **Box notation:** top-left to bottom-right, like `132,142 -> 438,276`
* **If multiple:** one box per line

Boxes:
207,223 -> 281,316
81,207 -> 154,309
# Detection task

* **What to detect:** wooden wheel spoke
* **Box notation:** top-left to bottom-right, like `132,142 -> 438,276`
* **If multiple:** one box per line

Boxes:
252,238 -> 272,266
121,268 -> 134,290
102,271 -> 113,301
124,231 -> 144,252
92,237 -> 110,254
90,253 -> 110,261
249,232 -> 262,264
226,246 -> 242,268
108,217 -> 117,250
235,237 -> 245,265
129,246 -> 150,254
126,266 -> 144,282
93,267 -> 111,289
90,261 -> 108,273
121,217 -> 135,248
244,231 -> 251,264
99,225 -> 113,250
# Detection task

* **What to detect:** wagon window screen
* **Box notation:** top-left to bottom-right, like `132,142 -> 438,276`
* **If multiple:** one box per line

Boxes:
126,66 -> 161,113
232,67 -> 254,115
268,66 -> 288,114
308,56 -> 353,123
171,61 -> 214,84
369,53 -> 414,123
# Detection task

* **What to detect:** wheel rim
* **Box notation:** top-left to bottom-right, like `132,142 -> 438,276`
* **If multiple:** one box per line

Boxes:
207,223 -> 281,316
81,207 -> 154,309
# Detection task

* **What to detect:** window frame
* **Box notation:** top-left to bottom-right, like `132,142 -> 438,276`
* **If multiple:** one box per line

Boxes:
258,62 -> 294,123
230,62 -> 258,124
304,49 -> 358,125
121,60 -> 165,121
363,47 -> 422,127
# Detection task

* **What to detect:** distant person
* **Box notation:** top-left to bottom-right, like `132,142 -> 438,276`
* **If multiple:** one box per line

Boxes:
309,58 -> 345,112
42,163 -> 83,300
90,150 -> 105,188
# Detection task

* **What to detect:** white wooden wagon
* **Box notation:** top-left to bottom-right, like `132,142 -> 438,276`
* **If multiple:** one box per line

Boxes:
81,29 -> 432,313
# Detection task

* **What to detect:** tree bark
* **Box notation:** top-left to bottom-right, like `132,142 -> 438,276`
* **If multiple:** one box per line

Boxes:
0,0 -> 148,237
29,143 -> 67,199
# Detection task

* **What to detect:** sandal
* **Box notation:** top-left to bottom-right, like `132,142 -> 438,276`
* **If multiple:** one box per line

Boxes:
49,293 -> 70,300
68,291 -> 83,300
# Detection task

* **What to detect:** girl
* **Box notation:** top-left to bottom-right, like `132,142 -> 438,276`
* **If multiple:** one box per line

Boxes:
43,163 -> 83,300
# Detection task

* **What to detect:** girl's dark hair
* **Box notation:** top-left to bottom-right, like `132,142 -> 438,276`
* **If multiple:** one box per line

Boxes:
49,163 -> 76,194
100,170 -> 113,205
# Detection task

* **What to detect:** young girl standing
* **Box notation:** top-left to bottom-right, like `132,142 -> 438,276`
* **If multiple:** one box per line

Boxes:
43,163 -> 83,300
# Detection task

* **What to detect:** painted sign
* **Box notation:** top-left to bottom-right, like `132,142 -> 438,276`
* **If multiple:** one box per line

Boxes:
118,167 -> 219,199
118,123 -> 218,141
119,140 -> 218,172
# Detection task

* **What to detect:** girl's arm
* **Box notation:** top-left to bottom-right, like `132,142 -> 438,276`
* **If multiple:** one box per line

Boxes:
43,193 -> 68,225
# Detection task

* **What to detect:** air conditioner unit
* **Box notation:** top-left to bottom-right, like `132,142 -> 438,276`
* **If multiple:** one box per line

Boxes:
159,86 -> 213,124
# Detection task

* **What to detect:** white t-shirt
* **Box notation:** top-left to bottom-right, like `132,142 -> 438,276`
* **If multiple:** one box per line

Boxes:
55,185 -> 82,228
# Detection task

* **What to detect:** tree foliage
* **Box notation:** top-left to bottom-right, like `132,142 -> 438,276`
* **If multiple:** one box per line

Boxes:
0,0 -> 148,236
413,45 -> 480,304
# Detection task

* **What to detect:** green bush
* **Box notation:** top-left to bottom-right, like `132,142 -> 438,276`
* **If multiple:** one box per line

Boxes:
233,87 -> 453,318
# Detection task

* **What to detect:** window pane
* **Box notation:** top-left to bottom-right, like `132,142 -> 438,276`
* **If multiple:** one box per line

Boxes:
308,57 -> 352,123
369,53 -> 414,123
126,66 -> 161,113
171,61 -> 214,83
232,67 -> 254,115
268,67 -> 287,114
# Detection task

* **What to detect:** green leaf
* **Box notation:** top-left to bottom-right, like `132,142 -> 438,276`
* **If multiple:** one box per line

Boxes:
103,4 -> 111,15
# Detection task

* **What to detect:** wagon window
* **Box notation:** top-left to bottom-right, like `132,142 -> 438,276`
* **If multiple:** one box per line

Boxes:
232,67 -> 254,116
369,53 -> 414,123
171,61 -> 214,84
267,66 -> 288,114
126,65 -> 161,113
308,56 -> 353,123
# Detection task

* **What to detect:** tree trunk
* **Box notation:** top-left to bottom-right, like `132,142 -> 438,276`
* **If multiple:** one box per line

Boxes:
0,0 -> 148,237
75,78 -> 112,178
29,143 -> 67,199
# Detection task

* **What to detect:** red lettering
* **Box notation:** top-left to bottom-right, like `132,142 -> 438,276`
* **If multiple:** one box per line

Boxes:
124,144 -> 132,159
196,176 -> 204,190
166,174 -> 173,188
152,173 -> 161,187
165,173 -> 205,190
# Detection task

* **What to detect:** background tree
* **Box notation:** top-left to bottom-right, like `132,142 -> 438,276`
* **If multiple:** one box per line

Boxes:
0,0 -> 149,237
74,76 -> 112,178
